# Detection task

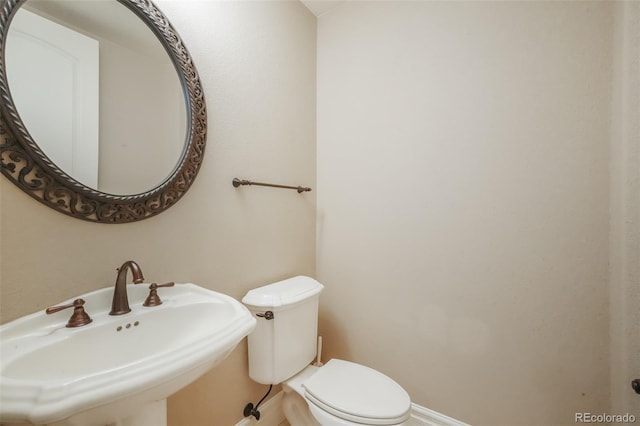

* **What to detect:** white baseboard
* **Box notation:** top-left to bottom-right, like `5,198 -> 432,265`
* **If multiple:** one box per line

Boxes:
410,403 -> 470,426
234,391 -> 469,426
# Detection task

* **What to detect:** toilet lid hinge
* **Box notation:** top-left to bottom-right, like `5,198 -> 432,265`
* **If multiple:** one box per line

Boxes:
256,311 -> 274,320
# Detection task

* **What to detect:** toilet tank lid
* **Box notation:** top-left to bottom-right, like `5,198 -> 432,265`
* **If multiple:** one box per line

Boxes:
242,276 -> 324,308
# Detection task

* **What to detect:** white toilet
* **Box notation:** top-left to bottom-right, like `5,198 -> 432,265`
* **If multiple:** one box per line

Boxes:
242,276 -> 411,426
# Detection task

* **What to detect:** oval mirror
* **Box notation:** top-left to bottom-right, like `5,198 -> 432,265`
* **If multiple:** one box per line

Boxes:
0,0 -> 207,223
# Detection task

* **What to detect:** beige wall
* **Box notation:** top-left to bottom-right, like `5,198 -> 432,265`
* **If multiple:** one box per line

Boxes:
610,0 -> 640,419
0,1 -> 316,425
316,2 -> 613,425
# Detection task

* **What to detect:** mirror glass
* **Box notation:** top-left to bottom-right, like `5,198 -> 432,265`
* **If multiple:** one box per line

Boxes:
5,0 -> 187,195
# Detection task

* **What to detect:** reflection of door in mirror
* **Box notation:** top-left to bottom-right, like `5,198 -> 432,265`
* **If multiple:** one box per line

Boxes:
6,0 -> 187,196
7,8 -> 99,188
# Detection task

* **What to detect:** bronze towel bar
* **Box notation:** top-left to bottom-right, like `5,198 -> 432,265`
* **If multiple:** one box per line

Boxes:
232,178 -> 311,193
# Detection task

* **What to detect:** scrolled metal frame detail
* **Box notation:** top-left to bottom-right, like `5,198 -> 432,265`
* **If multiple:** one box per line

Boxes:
0,0 -> 207,223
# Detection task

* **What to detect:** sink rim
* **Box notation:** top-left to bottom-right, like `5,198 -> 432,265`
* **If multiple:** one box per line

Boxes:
1,294 -> 239,380
0,283 -> 257,424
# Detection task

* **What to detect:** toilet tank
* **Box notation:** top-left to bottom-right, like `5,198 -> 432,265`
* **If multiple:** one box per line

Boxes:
242,276 -> 324,385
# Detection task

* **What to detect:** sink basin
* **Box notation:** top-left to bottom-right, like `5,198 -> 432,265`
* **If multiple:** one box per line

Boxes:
0,283 -> 256,425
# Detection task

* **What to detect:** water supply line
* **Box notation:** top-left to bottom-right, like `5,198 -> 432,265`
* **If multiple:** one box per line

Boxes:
313,336 -> 324,367
243,384 -> 273,421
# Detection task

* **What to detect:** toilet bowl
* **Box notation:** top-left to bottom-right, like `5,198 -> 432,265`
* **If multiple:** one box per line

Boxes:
283,360 -> 411,426
242,276 -> 411,426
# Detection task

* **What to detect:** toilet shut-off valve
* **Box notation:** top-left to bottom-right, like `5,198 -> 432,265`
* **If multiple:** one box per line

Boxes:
243,385 -> 273,421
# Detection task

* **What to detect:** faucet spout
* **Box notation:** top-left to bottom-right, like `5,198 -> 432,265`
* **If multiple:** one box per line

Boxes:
110,260 -> 145,315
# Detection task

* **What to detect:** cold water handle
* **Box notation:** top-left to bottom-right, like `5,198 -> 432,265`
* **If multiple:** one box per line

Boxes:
143,282 -> 175,307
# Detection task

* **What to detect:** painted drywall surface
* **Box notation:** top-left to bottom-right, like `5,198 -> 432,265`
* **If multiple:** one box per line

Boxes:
316,2 -> 613,425
610,0 -> 640,418
0,1 -> 316,425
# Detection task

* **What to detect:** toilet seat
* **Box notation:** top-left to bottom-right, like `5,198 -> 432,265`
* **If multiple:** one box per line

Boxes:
302,359 -> 411,425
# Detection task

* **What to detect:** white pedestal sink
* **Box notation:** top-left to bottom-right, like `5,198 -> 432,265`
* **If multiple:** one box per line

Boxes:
0,283 -> 256,425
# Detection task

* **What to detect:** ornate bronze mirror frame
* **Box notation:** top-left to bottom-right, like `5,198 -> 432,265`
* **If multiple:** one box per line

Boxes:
0,0 -> 207,223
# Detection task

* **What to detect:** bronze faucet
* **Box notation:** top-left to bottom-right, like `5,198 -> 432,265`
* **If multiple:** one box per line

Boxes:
110,260 -> 145,315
